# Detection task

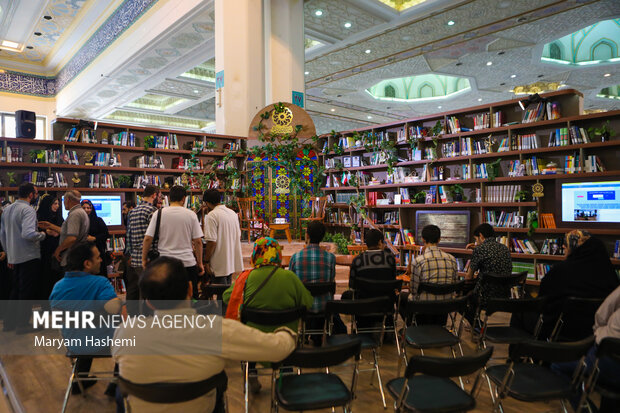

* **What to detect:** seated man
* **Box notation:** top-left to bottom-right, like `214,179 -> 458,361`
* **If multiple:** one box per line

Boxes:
113,256 -> 297,413
289,221 -> 345,341
223,237 -> 312,393
464,223 -> 512,325
348,228 -> 397,296
49,242 -> 122,394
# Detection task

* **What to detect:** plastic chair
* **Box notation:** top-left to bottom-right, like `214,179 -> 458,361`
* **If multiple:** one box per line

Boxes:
324,297 -> 395,408
472,271 -> 528,331
301,281 -> 336,344
119,370 -> 228,413
417,281 -> 465,297
486,336 -> 594,412
577,337 -> 620,412
387,347 -> 494,413
270,338 -> 362,412
239,306 -> 306,413
550,297 -> 605,342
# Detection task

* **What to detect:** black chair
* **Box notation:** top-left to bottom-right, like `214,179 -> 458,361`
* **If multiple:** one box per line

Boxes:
324,297 -> 395,408
62,353 -> 118,413
471,271 -> 528,333
352,278 -> 403,352
486,336 -> 594,412
119,370 -> 228,413
302,281 -> 336,344
239,306 -> 306,413
202,284 -> 231,301
577,337 -> 620,412
550,297 -> 605,342
417,281 -> 465,297
479,297 -> 546,350
270,338 -> 362,412
387,347 -> 494,413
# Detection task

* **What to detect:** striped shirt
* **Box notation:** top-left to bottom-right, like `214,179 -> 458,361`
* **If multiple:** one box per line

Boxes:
125,201 -> 157,267
411,246 -> 457,300
289,244 -> 336,311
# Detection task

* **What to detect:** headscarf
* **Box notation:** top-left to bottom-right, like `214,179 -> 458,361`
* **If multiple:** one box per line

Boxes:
81,199 -> 101,235
37,194 -> 63,225
251,237 -> 282,268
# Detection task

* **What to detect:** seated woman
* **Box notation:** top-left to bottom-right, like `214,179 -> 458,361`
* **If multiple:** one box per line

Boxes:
514,230 -> 619,340
223,237 -> 313,393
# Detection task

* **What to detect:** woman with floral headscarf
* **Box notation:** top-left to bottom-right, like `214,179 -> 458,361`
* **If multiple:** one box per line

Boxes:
223,237 -> 313,393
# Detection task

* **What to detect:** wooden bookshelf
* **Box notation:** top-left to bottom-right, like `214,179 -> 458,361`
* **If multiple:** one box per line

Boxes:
320,89 -> 620,283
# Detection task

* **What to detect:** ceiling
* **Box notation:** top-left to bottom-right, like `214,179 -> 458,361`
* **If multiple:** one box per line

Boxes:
0,0 -> 618,135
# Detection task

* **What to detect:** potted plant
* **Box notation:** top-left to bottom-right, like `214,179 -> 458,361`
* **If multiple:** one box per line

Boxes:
448,184 -> 465,202
413,191 -> 426,204
143,135 -> 155,150
487,158 -> 502,181
320,232 -> 338,254
330,232 -> 351,255
205,141 -> 217,152
6,172 -> 17,187
588,120 -> 616,142
514,189 -> 529,202
29,149 -> 44,163
115,175 -> 132,188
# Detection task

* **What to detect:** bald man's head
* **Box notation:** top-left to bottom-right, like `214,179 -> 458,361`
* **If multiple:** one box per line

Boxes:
140,257 -> 189,309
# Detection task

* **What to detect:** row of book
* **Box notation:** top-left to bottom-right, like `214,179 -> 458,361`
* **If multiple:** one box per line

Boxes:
446,116 -> 461,134
548,127 -> 591,147
40,149 -> 80,165
484,185 -> 522,203
1,146 -> 24,162
149,135 -> 179,149
106,236 -> 126,252
485,211 -> 523,228
172,157 -> 204,170
472,112 -> 490,130
366,210 -> 400,225
134,175 -> 162,188
87,174 -> 115,188
94,152 -> 122,167
512,262 -> 550,281
499,134 -> 540,151
409,125 -> 438,139
460,137 -> 488,156
22,171 -> 63,187
135,155 -> 166,169
64,127 -> 96,143
522,101 -> 560,123
110,132 -> 136,146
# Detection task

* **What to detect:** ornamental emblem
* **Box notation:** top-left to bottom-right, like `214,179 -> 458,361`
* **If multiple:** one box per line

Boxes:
274,174 -> 290,194
271,107 -> 293,135
532,183 -> 544,198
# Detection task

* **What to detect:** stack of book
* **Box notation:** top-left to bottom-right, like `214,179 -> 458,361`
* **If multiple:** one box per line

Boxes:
484,185 -> 522,203
486,211 -> 523,228
110,132 -> 136,146
473,112 -> 490,130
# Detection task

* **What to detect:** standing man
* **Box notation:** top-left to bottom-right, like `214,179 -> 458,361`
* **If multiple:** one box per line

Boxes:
142,186 -> 204,298
125,185 -> 160,314
202,189 -> 243,284
44,190 -> 89,268
0,183 -> 46,331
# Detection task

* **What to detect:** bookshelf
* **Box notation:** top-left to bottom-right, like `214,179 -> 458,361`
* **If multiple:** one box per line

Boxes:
319,89 -> 620,285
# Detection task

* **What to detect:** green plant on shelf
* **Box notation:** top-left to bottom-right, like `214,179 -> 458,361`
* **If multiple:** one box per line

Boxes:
487,158 -> 502,181
6,172 -> 17,186
413,191 -> 426,204
448,184 -> 465,202
142,135 -> 155,150
115,175 -> 132,189
526,210 -> 538,237
204,141 -> 218,152
29,149 -> 44,163
332,142 -> 344,155
588,120 -> 616,142
514,189 -> 530,202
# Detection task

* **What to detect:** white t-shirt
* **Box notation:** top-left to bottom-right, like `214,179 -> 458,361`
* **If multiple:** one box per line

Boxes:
145,206 -> 203,267
203,204 -> 244,277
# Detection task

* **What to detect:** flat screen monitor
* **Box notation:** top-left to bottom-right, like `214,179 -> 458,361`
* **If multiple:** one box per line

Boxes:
415,210 -> 470,247
62,195 -> 123,226
560,181 -> 620,224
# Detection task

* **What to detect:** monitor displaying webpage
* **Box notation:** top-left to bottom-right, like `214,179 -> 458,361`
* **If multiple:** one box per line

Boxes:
561,181 -> 620,223
62,195 -> 123,226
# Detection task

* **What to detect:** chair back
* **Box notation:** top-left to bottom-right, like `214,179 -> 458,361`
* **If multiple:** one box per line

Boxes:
325,297 -> 393,317
303,281 -> 336,297
404,295 -> 469,317
347,245 -> 367,255
418,281 -> 465,296
560,297 -> 605,316
241,306 -> 306,325
354,278 -> 402,298
485,297 -> 546,316
405,347 -> 493,379
511,336 -> 594,363
237,197 -> 256,221
305,197 -> 327,220
481,271 -> 527,288
119,370 -> 227,404
597,337 -> 620,363
275,338 -> 362,369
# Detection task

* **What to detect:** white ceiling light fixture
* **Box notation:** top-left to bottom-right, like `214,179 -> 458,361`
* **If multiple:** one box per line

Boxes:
315,10 -> 323,16
478,98 -> 482,101
0,39 -> 23,52
437,106 -> 442,109
604,73 -> 611,77
304,71 -> 309,75
486,61 -> 493,66
330,108 -> 335,112
344,22 -> 352,28
447,20 -> 455,26
367,115 -> 372,119
365,49 -> 371,54
193,89 -> 200,93
510,74 -> 516,78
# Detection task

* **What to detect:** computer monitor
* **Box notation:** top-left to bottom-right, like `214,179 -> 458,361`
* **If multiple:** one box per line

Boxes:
560,180 -> 620,224
61,194 -> 124,227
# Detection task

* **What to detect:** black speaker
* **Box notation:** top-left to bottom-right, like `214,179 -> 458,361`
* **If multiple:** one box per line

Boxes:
15,110 -> 36,139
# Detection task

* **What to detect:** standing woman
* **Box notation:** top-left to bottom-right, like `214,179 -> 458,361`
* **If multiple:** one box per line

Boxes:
37,195 -> 64,298
81,199 -> 110,276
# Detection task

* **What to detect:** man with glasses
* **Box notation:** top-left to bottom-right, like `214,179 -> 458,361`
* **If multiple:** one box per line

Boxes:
125,185 -> 160,315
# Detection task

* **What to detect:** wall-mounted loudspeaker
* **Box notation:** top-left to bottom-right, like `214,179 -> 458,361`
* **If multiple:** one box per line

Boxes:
15,110 -> 36,139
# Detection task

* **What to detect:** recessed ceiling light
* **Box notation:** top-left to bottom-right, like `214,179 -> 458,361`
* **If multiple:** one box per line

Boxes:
486,61 -> 492,66
402,35 -> 412,41
34,32 -> 42,36
367,115 -> 372,119
478,98 -> 482,101
1,40 -> 19,48
304,71 -> 309,75
43,15 -> 52,20
604,73 -> 611,77
26,46 -> 33,50
365,49 -> 371,54
315,10 -> 323,16
437,106 -> 442,109
447,20 -> 455,26
510,74 -> 516,78
344,22 -> 352,28
193,89 -> 200,93
330,108 -> 335,112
